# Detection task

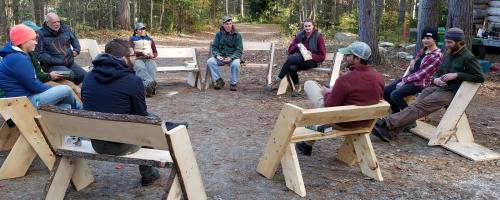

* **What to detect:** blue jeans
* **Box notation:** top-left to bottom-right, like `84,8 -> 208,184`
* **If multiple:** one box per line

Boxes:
384,79 -> 421,113
29,85 -> 81,109
207,57 -> 240,85
134,59 -> 157,88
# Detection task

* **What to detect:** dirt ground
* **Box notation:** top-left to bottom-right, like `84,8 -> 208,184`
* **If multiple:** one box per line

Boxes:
1,24 -> 499,199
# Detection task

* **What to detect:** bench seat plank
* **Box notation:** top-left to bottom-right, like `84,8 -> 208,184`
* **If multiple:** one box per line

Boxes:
57,140 -> 173,168
157,66 -> 200,72
291,127 -> 372,142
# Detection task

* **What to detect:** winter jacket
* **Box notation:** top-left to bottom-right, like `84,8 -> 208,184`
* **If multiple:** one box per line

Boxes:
0,42 -> 51,98
288,30 -> 326,63
81,53 -> 147,116
434,47 -> 485,93
129,35 -> 158,58
35,22 -> 80,70
211,26 -> 243,59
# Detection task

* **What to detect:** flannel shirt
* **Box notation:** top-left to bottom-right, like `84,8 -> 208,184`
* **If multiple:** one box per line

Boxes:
402,48 -> 443,88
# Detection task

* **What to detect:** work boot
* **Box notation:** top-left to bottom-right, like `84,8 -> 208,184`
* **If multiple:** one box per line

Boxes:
141,168 -> 160,186
403,121 -> 417,132
295,142 -> 312,156
151,81 -> 158,95
230,84 -> 238,91
214,78 -> 225,90
371,119 -> 392,142
145,82 -> 155,97
265,79 -> 281,91
291,84 -> 302,97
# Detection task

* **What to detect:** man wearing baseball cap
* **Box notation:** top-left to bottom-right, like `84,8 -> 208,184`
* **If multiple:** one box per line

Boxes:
372,27 -> 485,142
207,15 -> 243,91
296,41 -> 385,155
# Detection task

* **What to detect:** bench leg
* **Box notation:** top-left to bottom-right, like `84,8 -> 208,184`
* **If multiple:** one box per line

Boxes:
203,65 -> 212,90
352,133 -> 383,181
336,136 -> 358,166
276,78 -> 289,95
71,158 -> 94,191
44,156 -> 76,200
454,113 -> 474,143
281,143 -> 306,197
195,71 -> 203,90
0,134 -> 37,180
187,72 -> 196,88
164,173 -> 182,200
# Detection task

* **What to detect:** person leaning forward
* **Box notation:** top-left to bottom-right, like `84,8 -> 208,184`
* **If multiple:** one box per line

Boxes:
207,16 -> 243,91
372,27 -> 485,142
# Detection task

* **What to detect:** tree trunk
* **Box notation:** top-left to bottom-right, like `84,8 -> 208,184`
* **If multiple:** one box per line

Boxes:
118,0 -> 131,29
447,0 -> 473,48
241,0 -> 244,18
415,0 -> 441,52
160,0 -> 165,30
0,0 -> 7,43
398,0 -> 406,25
11,0 -> 19,24
150,0 -> 153,30
33,0 -> 44,25
109,0 -> 114,29
225,0 -> 229,15
358,0 -> 382,64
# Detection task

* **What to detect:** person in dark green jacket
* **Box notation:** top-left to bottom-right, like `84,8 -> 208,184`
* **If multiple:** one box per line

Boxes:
207,16 -> 243,91
372,27 -> 485,142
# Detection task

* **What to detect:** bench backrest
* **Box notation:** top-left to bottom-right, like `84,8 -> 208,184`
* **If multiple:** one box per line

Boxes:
209,41 -> 275,65
78,39 -> 101,60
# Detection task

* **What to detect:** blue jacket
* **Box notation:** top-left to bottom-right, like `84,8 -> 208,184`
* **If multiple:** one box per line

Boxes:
81,53 -> 147,116
0,42 -> 51,98
35,22 -> 80,69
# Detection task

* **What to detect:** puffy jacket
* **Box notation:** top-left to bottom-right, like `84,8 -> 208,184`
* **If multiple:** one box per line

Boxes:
35,22 -> 80,69
0,42 -> 50,98
211,26 -> 243,59
81,53 -> 147,116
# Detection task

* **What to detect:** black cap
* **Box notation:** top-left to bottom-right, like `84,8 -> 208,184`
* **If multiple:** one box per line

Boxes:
421,27 -> 438,42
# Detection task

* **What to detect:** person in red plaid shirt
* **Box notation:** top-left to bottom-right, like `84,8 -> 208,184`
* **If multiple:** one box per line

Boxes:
384,27 -> 443,113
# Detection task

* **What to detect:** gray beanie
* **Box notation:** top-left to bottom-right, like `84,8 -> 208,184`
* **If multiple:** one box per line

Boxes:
445,27 -> 465,41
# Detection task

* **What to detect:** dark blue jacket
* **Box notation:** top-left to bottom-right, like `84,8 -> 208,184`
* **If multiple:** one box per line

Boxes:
35,22 -> 80,69
0,42 -> 51,98
81,53 -> 147,116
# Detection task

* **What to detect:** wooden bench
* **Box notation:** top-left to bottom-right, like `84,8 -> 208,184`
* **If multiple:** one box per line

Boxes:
0,97 -> 56,180
36,105 -> 207,200
156,47 -> 202,90
408,82 -> 500,161
256,101 -> 390,197
78,39 -> 101,71
203,41 -> 275,89
276,52 -> 344,95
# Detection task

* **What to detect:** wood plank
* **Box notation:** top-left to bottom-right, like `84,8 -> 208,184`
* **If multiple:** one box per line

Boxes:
243,42 -> 272,50
0,124 -> 19,151
156,48 -> 196,58
329,52 -> 344,87
157,66 -> 199,72
45,157 -> 76,200
0,135 -> 37,179
256,104 -> 303,178
79,39 -> 101,60
276,78 -> 289,95
165,174 -> 182,200
165,125 -> 207,200
409,120 -> 434,140
290,127 -> 372,142
428,82 -> 481,146
336,136 -> 358,166
351,133 -> 383,181
281,143 -> 306,197
39,110 -> 168,149
309,68 -> 332,73
296,102 -> 389,127
267,43 -> 275,85
454,113 -> 474,143
71,158 -> 94,191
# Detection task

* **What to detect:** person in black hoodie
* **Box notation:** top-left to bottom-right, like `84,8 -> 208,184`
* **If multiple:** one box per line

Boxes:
81,39 -> 159,186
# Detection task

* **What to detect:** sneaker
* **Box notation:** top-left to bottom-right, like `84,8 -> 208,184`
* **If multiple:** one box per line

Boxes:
291,84 -> 302,97
214,78 -> 225,90
230,84 -> 237,91
165,121 -> 189,130
265,79 -> 281,91
295,141 -> 312,156
371,119 -> 392,142
141,169 -> 160,186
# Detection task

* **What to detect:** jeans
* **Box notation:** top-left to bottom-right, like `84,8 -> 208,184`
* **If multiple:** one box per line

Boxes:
45,63 -> 87,85
134,59 -> 157,88
278,54 -> 318,85
29,85 -> 81,109
384,79 -> 422,113
207,57 -> 240,85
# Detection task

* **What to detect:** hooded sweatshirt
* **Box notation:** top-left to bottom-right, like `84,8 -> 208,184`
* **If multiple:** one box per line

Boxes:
0,42 -> 51,98
81,53 -> 147,116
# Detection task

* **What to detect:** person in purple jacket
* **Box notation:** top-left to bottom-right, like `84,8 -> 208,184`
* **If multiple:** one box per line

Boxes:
0,24 -> 79,109
267,19 -> 327,97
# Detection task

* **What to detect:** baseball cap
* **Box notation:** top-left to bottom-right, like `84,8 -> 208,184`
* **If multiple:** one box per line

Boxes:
338,41 -> 372,60
22,20 -> 42,31
134,22 -> 146,30
222,16 -> 232,23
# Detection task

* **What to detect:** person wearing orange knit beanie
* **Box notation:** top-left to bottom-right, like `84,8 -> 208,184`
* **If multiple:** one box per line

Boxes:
0,24 -> 80,109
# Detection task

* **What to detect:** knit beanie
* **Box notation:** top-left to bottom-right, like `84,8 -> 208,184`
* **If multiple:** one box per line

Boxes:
445,27 -> 465,41
9,24 -> 37,46
421,27 -> 438,42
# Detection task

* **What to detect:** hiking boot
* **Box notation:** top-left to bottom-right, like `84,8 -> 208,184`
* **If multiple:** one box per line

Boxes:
213,78 -> 225,90
230,84 -> 238,91
403,121 -> 417,132
295,142 -> 312,156
141,169 -> 160,186
265,79 -> 281,91
291,84 -> 302,97
371,119 -> 392,142
151,81 -> 158,95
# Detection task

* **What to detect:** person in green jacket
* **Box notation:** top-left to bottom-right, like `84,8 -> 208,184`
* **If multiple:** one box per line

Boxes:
207,16 -> 243,91
372,27 -> 485,142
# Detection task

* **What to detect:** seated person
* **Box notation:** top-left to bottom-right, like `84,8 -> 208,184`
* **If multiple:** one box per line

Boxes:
35,12 -> 87,85
267,19 -> 326,97
129,22 -> 158,97
384,27 -> 443,113
82,39 -> 160,186
297,42 -> 384,155
372,28 -> 485,142
0,24 -> 79,109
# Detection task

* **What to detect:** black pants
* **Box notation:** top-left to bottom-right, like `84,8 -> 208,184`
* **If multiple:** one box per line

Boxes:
278,54 -> 318,85
383,79 -> 422,113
